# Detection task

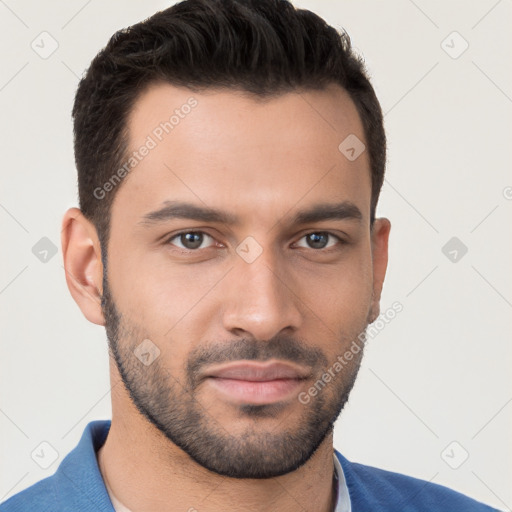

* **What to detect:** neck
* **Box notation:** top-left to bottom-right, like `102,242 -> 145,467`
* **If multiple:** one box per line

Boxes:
98,369 -> 337,512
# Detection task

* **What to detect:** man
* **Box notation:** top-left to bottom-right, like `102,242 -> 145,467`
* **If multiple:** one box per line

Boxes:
0,0 -> 500,511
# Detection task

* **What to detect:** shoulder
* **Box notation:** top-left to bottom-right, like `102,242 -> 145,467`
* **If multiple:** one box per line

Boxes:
335,450 -> 501,511
0,477 -> 57,512
0,420 -> 112,512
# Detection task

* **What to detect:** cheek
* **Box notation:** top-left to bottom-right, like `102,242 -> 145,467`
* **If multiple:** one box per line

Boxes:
141,260 -> 229,319
109,241 -> 223,319
293,247 -> 374,325
111,258 -> 227,363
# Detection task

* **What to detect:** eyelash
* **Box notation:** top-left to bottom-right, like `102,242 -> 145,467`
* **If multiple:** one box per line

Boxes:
164,230 -> 345,252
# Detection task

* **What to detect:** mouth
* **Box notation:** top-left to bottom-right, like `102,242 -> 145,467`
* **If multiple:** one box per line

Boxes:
203,360 -> 310,405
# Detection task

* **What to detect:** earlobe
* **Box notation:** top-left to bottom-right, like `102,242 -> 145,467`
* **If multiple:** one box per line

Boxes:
61,207 -> 105,326
368,217 -> 391,324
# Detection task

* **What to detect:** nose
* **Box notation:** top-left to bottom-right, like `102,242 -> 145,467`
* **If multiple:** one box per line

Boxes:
221,249 -> 303,341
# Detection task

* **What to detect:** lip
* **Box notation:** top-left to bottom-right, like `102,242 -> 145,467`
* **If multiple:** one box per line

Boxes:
203,360 -> 310,405
205,360 -> 310,381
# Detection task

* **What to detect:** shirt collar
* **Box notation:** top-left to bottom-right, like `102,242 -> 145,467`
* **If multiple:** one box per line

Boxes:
333,450 -> 352,512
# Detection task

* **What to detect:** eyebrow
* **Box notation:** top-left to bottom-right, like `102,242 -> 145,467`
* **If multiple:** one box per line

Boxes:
138,200 -> 363,227
139,201 -> 238,226
291,202 -> 362,225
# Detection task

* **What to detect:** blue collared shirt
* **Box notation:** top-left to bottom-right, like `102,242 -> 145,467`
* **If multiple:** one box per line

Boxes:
0,420 -> 500,511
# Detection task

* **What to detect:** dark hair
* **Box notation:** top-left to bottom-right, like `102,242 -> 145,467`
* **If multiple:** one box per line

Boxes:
72,0 -> 386,254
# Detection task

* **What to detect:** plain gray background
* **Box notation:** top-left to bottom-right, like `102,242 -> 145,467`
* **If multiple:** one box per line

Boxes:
1,0 -> 511,509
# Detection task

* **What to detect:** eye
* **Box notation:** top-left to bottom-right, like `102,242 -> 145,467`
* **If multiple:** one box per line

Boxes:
167,231 -> 216,250
295,232 -> 341,250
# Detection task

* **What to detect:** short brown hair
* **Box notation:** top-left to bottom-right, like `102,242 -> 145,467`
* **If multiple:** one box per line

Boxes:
72,0 -> 386,254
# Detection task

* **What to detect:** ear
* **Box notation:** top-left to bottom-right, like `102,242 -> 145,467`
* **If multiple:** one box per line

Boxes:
368,217 -> 391,324
61,207 -> 105,326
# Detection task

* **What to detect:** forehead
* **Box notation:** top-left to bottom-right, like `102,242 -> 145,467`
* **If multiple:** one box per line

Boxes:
111,82 -> 371,227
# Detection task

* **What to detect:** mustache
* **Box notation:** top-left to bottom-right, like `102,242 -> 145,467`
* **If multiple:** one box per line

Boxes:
186,336 -> 328,384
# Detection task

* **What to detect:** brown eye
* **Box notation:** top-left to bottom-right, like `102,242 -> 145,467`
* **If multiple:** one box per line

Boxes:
296,232 -> 340,250
168,232 -> 214,250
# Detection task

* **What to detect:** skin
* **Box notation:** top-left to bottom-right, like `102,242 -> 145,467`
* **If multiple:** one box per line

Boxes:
61,82 -> 390,512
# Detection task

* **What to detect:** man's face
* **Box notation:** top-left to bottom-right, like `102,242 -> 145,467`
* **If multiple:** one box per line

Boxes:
101,83 -> 388,478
